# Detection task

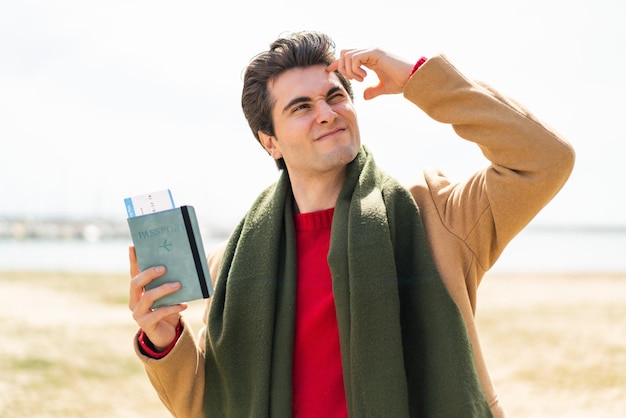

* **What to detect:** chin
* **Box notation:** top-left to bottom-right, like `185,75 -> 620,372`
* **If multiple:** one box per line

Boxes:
335,143 -> 360,165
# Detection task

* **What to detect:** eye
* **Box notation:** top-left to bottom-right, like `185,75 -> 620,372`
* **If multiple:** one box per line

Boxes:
328,92 -> 347,104
292,103 -> 311,113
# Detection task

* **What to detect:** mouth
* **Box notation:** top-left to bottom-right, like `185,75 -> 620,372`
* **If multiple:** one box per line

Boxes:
315,127 -> 345,141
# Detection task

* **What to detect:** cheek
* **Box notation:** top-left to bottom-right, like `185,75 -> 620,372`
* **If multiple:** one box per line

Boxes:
274,118 -> 310,143
335,103 -> 357,122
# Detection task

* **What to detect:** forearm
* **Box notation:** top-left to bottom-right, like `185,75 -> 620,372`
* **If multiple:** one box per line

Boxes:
404,55 -> 574,261
406,54 -> 573,174
134,316 -> 206,417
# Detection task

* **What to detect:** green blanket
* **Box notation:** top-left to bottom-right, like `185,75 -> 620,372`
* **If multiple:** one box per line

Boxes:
204,147 -> 492,417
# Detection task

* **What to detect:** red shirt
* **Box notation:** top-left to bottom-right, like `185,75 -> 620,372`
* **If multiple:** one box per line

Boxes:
292,208 -> 348,418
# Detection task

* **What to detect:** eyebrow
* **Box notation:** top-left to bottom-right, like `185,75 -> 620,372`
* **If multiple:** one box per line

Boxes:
281,86 -> 344,114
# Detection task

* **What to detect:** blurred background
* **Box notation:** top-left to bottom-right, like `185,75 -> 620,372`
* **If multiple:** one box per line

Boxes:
1,2 -> 625,417
1,0 -> 624,273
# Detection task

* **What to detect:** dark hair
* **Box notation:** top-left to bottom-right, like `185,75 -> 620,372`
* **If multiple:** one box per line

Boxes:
241,31 -> 354,170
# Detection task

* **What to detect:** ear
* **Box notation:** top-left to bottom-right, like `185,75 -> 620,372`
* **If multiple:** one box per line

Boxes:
258,131 -> 282,160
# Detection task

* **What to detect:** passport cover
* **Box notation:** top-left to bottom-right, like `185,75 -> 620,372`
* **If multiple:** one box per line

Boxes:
127,205 -> 213,308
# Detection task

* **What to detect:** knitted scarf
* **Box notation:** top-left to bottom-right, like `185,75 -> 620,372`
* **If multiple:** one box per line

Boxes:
204,147 -> 492,417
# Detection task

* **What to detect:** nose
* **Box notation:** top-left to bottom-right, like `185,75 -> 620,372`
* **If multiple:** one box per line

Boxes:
315,100 -> 337,125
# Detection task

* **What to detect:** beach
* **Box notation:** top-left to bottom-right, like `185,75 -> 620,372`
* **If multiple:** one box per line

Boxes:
476,273 -> 626,416
1,270 -> 624,417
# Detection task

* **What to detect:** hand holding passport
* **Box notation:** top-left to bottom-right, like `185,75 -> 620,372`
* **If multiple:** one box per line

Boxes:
125,190 -> 213,309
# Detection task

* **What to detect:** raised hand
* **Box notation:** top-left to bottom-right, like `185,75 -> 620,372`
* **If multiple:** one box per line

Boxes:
327,48 -> 414,100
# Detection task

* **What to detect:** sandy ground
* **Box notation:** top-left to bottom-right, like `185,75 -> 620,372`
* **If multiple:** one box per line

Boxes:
1,270 -> 625,417
476,273 -> 626,417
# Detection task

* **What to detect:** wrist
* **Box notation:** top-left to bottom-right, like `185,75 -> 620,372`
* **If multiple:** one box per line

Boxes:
138,321 -> 183,359
410,56 -> 428,77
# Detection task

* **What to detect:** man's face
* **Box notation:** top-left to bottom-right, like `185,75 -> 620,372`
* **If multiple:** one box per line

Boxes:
260,65 -> 360,179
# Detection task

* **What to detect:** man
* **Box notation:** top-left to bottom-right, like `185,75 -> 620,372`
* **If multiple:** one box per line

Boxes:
129,31 -> 574,417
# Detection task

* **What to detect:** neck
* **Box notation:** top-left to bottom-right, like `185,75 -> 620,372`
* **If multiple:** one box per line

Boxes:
289,168 -> 346,214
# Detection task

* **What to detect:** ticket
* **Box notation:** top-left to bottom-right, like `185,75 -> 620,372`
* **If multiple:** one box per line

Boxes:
124,189 -> 175,218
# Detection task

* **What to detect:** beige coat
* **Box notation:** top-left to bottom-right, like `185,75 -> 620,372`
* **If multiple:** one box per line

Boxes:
134,55 -> 575,417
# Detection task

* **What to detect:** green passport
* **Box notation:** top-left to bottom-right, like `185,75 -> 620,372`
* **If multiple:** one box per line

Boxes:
127,205 -> 213,308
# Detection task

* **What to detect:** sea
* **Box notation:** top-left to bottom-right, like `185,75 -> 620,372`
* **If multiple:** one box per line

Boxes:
0,227 -> 625,275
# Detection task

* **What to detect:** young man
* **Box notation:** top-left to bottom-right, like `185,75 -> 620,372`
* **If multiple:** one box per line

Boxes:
129,31 -> 574,417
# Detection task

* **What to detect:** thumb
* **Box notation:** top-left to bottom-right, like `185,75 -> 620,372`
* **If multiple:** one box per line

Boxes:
363,82 -> 384,100
129,246 -> 140,277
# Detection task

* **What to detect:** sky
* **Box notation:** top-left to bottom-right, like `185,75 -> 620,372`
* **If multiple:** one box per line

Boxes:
1,0 -> 625,230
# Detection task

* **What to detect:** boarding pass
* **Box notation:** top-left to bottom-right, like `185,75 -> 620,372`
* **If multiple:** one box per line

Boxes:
124,189 -> 175,218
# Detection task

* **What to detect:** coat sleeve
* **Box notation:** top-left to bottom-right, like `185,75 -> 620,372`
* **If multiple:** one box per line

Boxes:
134,318 -> 205,418
404,55 -> 575,276
133,242 -> 226,417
